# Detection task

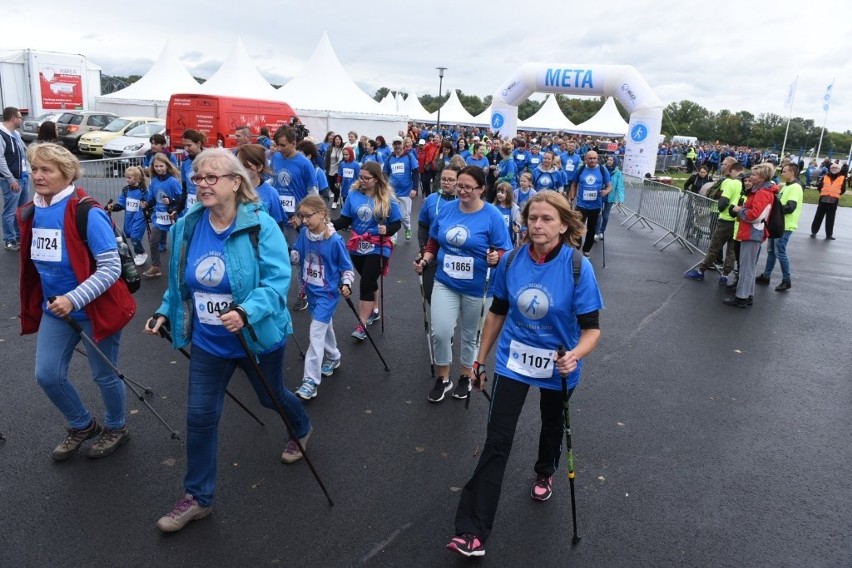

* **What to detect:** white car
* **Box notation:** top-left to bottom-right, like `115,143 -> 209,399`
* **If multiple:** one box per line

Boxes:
102,121 -> 166,159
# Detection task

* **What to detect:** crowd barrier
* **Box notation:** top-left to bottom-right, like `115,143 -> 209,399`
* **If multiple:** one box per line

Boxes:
620,175 -> 720,257
78,157 -> 146,205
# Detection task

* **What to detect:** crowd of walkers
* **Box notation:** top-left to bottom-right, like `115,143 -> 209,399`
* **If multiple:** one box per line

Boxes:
4,105 -> 848,558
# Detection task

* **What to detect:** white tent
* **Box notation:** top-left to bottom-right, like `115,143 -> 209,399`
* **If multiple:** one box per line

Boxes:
472,104 -> 492,128
572,97 -> 629,137
198,38 -> 278,99
95,40 -> 200,118
436,89 -> 478,126
518,95 -> 576,132
379,92 -> 398,113
398,89 -> 434,123
274,32 -> 405,141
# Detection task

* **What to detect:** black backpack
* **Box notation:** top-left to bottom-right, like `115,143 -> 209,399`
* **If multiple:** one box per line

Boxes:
765,193 -> 785,239
77,197 -> 141,294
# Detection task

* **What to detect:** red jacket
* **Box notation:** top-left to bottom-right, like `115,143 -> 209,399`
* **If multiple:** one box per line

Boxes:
18,188 -> 136,342
418,140 -> 442,172
735,183 -> 777,242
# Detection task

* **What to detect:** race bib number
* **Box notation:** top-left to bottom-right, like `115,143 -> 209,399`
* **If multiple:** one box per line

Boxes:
31,228 -> 62,262
530,158 -> 541,166
443,254 -> 473,280
516,155 -> 525,161
125,198 -> 140,213
155,211 -> 172,226
391,162 -> 405,175
582,189 -> 598,201
304,260 -> 325,286
566,162 -> 575,172
186,194 -> 198,208
342,167 -> 354,179
280,194 -> 296,213
193,291 -> 233,326
357,240 -> 375,254
506,340 -> 554,379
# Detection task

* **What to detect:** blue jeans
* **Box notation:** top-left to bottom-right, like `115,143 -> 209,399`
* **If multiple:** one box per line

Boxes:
35,313 -> 126,429
763,231 -> 792,280
597,201 -> 614,234
1,177 -> 28,244
185,343 -> 310,507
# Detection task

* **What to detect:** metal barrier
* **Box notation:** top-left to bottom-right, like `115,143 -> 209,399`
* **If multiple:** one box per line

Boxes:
78,157 -> 146,205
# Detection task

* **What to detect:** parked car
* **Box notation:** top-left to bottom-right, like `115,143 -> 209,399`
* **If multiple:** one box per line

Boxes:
103,121 -> 166,159
55,111 -> 117,152
77,116 -> 160,157
20,112 -> 63,144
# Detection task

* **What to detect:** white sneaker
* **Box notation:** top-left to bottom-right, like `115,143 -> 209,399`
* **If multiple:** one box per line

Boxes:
133,253 -> 148,266
331,201 -> 338,210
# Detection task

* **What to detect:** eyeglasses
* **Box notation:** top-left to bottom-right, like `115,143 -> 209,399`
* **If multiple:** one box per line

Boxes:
298,211 -> 319,221
440,177 -> 457,183
190,173 -> 236,185
358,175 -> 375,182
456,185 -> 480,193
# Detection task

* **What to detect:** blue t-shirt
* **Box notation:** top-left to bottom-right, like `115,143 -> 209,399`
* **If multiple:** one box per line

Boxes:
527,152 -> 543,172
574,165 -> 612,210
491,244 -> 604,390
465,155 -> 489,170
185,210 -> 243,359
560,151 -> 582,183
118,185 -> 153,241
382,152 -> 418,196
340,191 -> 401,258
418,192 -> 456,230
294,228 -> 353,324
497,158 -> 518,189
181,156 -> 198,212
270,151 -> 319,218
33,196 -> 116,320
150,175 -> 182,231
495,203 -> 520,245
338,160 -> 361,198
429,200 -> 513,297
256,180 -> 286,225
533,168 -> 560,191
514,188 -> 537,210
512,149 -> 529,173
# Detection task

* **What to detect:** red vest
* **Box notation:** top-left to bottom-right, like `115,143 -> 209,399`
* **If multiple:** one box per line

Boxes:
17,188 -> 136,342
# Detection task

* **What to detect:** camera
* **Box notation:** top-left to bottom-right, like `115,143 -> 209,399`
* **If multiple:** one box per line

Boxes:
290,117 -> 309,142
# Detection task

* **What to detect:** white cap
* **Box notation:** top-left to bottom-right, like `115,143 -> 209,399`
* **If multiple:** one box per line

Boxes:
392,136 -> 403,144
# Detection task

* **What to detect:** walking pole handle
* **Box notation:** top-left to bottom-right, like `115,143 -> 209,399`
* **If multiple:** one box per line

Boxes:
47,296 -> 83,333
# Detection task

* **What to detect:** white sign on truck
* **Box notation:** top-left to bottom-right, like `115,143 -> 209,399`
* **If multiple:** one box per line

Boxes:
0,49 -> 102,117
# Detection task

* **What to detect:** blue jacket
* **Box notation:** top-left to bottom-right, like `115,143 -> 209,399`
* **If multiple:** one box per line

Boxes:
156,201 -> 293,353
606,168 -> 625,203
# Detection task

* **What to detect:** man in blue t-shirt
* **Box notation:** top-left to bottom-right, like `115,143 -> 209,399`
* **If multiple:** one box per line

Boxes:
569,151 -> 611,256
382,136 -> 418,240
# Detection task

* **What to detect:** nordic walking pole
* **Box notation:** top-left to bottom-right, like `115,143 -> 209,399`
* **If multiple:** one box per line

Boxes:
290,333 -> 306,359
219,306 -> 334,507
467,247 -> 495,410
48,297 -> 181,440
557,345 -> 581,546
147,319 -> 265,428
379,225 -> 386,334
601,232 -> 606,269
343,295 -> 391,372
416,249 -> 435,381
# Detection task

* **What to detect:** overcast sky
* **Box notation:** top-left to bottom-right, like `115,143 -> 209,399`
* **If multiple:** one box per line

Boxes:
5,0 -> 851,137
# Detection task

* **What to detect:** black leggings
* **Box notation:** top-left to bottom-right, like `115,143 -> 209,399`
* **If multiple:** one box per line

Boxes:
351,253 -> 384,302
326,173 -> 340,202
578,207 -> 601,253
811,201 -> 838,237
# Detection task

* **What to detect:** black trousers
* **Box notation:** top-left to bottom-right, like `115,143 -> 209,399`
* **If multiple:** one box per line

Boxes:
578,207 -> 601,253
351,253 -> 383,302
811,201 -> 838,237
421,169 -> 436,197
454,373 -> 572,542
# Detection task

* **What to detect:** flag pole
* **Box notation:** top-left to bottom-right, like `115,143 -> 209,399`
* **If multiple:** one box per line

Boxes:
780,76 -> 797,158
815,77 -> 834,161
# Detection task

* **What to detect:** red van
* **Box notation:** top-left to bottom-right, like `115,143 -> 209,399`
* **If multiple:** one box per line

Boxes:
165,94 -> 297,150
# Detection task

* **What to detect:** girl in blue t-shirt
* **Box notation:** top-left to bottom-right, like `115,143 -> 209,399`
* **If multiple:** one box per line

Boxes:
493,182 -> 521,248
107,165 -> 153,266
448,191 -> 603,558
292,196 -> 355,400
145,154 -> 182,278
337,148 -> 360,207
237,144 -> 286,231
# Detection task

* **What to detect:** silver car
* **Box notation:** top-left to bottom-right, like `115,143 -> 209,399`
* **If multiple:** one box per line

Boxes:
103,122 -> 166,159
20,112 -> 63,144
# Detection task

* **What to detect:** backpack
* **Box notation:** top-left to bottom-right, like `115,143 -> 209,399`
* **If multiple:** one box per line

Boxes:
503,243 -> 583,287
765,193 -> 785,239
77,197 -> 141,294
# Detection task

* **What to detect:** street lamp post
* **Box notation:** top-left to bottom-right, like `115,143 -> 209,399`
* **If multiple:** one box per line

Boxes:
435,67 -> 447,136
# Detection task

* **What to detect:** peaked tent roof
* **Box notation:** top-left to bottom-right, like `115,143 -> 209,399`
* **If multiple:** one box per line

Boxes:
379,92 -> 397,113
398,89 -> 434,122
519,95 -> 576,132
100,40 -> 201,101
198,38 -> 278,99
275,33 -> 390,115
436,89 -> 477,126
472,104 -> 492,127
572,97 -> 629,137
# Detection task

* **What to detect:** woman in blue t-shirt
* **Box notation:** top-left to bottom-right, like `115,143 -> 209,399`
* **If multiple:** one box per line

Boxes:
145,148 -> 311,534
447,191 -> 604,558
413,166 -> 513,404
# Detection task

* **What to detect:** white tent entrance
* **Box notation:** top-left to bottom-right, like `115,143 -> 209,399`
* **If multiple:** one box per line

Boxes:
490,64 -> 663,177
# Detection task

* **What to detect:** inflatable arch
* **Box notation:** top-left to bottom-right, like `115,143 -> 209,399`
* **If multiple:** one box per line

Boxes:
490,64 -> 664,177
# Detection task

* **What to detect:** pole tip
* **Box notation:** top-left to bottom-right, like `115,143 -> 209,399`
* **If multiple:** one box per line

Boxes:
572,535 -> 582,546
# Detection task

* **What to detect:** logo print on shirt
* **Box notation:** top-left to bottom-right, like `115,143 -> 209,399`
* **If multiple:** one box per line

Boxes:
276,169 -> 292,188
356,205 -> 374,223
584,173 -> 598,185
446,225 -> 469,247
195,255 -> 226,287
517,287 -> 549,321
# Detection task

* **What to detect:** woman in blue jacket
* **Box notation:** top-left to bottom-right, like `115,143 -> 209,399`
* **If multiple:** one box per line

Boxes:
596,155 -> 625,240
145,149 -> 311,533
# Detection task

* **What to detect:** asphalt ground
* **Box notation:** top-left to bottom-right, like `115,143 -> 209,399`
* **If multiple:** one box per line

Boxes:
0,199 -> 850,568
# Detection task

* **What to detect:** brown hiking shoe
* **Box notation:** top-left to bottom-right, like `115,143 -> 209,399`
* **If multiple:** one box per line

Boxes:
51,418 -> 101,461
143,266 -> 162,278
156,494 -> 213,533
86,425 -> 130,459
